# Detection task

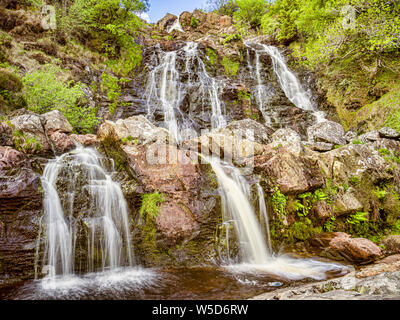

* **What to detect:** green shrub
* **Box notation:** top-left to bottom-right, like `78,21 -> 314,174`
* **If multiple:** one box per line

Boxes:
234,0 -> 267,28
101,73 -> 122,115
190,17 -> 199,28
221,56 -> 239,76
272,188 -> 287,219
22,64 -> 99,134
139,192 -> 165,220
13,130 -> 42,154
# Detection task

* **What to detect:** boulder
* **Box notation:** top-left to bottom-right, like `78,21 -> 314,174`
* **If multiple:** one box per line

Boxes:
70,134 -> 99,147
307,121 -> 346,146
270,128 -> 303,156
311,232 -> 382,263
97,115 -> 175,146
254,146 -> 324,194
333,189 -> 363,216
359,131 -> 380,143
225,119 -> 273,145
43,110 -> 73,135
122,143 -> 201,193
380,235 -> 400,255
312,201 -> 333,220
10,113 -> 51,153
49,131 -> 75,154
183,129 -> 265,164
308,142 -> 334,152
155,201 -> 198,243
379,127 -> 400,140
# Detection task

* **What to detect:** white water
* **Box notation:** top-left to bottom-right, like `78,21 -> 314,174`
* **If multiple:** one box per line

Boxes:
245,41 -> 326,124
167,19 -> 184,33
40,146 -> 133,280
144,42 -> 226,143
208,157 -> 348,281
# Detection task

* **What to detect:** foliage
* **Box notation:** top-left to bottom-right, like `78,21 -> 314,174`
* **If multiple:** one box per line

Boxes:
66,0 -> 148,75
139,192 -> 165,220
221,56 -> 239,76
101,73 -> 122,114
234,0 -> 267,28
223,33 -> 242,44
324,216 -> 337,232
13,130 -> 42,154
206,48 -> 219,65
22,64 -> 99,134
207,0 -> 238,16
190,17 -> 199,29
271,187 -> 287,218
347,211 -> 369,225
349,176 -> 361,186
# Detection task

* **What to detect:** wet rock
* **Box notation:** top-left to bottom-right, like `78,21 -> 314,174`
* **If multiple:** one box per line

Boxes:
155,201 -> 198,243
307,120 -> 346,146
70,134 -> 99,147
0,146 -> 42,281
380,235 -> 400,255
357,258 -> 400,278
333,189 -> 363,216
49,131 -> 75,155
379,127 -> 400,140
43,110 -> 73,135
359,131 -> 380,143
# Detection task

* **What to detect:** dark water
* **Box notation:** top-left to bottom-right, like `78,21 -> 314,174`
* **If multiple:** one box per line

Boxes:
0,264 -> 350,300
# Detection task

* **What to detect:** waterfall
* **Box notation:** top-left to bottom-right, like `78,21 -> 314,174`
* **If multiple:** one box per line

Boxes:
207,156 -> 348,280
167,19 -> 184,33
245,41 -> 326,124
209,157 -> 271,264
144,42 -> 226,143
40,146 -> 133,279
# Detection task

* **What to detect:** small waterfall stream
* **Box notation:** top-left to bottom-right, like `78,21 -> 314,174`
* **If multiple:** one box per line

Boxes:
208,157 -> 348,281
144,42 -> 226,143
40,146 -> 134,280
245,41 -> 326,124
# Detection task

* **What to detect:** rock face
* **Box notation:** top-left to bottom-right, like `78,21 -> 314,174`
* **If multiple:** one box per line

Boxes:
98,117 -> 221,266
0,146 -> 42,281
43,110 -> 73,136
157,13 -> 178,31
310,232 -> 382,263
307,121 -> 346,145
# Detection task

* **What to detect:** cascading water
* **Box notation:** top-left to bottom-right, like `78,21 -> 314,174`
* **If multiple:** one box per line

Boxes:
40,146 -> 134,280
245,41 -> 326,125
208,157 -> 348,281
144,42 -> 226,143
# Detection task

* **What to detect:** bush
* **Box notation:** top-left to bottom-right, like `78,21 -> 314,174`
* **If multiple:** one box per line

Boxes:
139,192 -> 165,220
221,56 -> 239,76
234,0 -> 267,28
22,64 -> 99,134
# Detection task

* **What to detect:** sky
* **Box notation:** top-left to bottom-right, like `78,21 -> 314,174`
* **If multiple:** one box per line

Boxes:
140,0 -> 209,23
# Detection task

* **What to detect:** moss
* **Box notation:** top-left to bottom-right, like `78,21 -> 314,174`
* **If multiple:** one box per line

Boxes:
206,48 -> 218,65
221,56 -> 239,76
190,17 -> 198,28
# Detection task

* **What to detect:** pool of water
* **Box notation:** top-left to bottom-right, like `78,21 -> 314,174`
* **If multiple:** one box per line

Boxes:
0,259 -> 350,300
